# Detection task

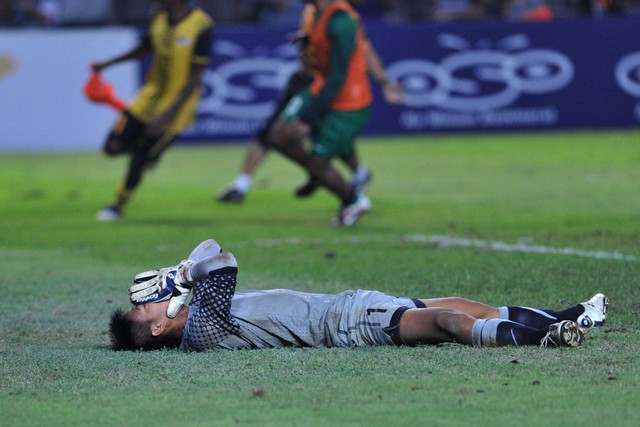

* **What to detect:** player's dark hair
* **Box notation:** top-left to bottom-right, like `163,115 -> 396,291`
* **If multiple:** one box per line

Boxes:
109,308 -> 181,351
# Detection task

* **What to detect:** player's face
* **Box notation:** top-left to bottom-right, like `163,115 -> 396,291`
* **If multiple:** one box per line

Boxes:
127,300 -> 171,323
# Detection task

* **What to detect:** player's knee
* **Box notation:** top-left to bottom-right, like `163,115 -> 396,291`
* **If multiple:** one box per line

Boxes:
308,158 -> 330,177
434,309 -> 456,329
103,139 -> 125,156
266,122 -> 283,147
399,307 -> 457,345
434,309 -> 471,339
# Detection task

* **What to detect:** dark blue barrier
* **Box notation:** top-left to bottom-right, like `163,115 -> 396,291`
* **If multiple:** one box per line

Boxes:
179,16 -> 640,141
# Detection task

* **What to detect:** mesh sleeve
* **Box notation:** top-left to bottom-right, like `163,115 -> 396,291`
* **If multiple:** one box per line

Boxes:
183,268 -> 241,351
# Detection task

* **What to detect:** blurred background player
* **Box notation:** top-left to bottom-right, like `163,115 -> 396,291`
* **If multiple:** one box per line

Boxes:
266,0 -> 377,226
92,0 -> 214,221
433,0 -> 485,22
0,0 -> 61,27
217,0 -> 404,204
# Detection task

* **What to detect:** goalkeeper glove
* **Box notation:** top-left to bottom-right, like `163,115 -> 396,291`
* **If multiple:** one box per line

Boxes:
128,260 -> 195,318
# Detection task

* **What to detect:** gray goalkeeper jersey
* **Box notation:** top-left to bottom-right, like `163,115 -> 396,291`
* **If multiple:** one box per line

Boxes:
179,270 -> 419,351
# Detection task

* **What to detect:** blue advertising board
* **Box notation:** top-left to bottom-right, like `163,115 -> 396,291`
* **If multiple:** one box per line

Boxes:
179,16 -> 640,141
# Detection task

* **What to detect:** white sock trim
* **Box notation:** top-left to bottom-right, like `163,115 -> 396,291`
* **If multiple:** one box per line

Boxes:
235,174 -> 252,192
472,318 -> 508,347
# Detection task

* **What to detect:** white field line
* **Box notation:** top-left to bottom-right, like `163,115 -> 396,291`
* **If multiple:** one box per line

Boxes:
404,235 -> 637,261
247,234 -> 637,262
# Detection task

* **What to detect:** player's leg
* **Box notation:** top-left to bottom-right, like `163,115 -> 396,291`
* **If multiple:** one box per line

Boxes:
97,112 -> 146,220
398,307 -> 584,347
293,175 -> 320,198
497,293 -> 608,329
417,297 -> 499,319
242,141 -> 269,177
119,131 -> 174,206
295,153 -> 365,199
398,307 -> 476,345
217,139 -> 268,203
310,108 -> 372,226
305,156 -> 354,201
294,152 -> 367,198
102,111 -> 141,156
114,150 -> 147,212
269,128 -> 355,207
294,129 -> 372,199
270,126 -> 363,224
268,119 -> 314,170
219,70 -> 314,203
341,152 -> 359,174
103,135 -> 129,156
268,91 -> 359,208
421,293 -> 609,329
97,130 -> 174,221
344,151 -> 372,195
419,294 -> 607,329
295,156 -> 372,198
96,153 -> 145,221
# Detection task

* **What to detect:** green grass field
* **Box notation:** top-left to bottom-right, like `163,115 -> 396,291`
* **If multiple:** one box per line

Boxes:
1,130 -> 639,426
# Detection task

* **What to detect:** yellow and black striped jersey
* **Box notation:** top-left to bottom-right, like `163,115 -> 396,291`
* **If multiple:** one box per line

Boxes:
128,8 -> 214,134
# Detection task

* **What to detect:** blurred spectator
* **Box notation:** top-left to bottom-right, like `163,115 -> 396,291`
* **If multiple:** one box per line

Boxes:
591,0 -> 623,17
58,0 -> 111,26
391,0 -> 435,22
194,0 -> 260,24
348,0 -> 400,22
111,0 -> 153,25
2,0 -> 638,27
257,0 -> 305,27
36,0 -> 59,23
433,0 -> 485,21
0,0 -> 61,27
501,0 -> 555,21
620,0 -> 640,16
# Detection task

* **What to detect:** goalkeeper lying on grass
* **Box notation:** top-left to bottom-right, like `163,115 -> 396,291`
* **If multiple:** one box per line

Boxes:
109,239 -> 608,351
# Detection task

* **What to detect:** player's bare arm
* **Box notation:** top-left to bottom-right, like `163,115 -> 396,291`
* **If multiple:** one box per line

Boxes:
365,43 -> 404,105
91,38 -> 153,73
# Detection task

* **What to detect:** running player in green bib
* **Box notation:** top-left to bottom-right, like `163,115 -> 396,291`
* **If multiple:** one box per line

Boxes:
269,0 -> 376,226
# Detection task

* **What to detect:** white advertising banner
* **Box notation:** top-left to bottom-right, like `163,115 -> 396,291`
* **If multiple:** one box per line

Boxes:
0,28 -> 138,152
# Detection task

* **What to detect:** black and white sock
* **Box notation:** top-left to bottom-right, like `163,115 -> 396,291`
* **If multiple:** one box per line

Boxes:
472,319 -> 548,347
498,305 -> 585,329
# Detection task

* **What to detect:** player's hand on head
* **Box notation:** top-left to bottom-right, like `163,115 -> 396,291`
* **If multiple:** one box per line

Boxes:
128,239 -> 225,318
128,260 -> 196,318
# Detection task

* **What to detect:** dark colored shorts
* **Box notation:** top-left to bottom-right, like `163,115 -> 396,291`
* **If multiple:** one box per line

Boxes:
108,111 -> 175,161
280,89 -> 371,160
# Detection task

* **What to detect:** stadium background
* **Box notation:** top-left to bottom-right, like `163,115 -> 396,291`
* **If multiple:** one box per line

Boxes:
2,0 -> 640,151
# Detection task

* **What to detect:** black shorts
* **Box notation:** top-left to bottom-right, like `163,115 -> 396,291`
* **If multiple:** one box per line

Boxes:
108,111 -> 175,161
254,69 -> 314,148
